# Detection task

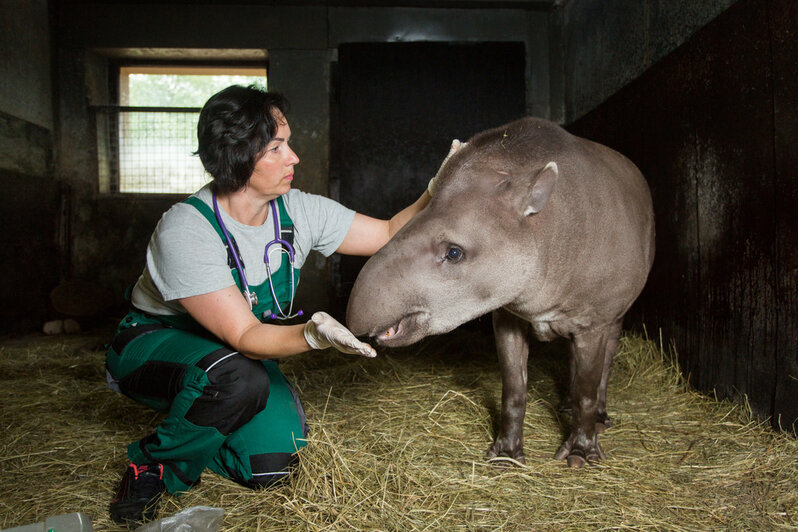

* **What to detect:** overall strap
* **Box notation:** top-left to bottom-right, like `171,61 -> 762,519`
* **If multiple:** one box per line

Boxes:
184,195 -> 299,321
183,195 -> 244,286
186,195 -> 293,243
273,195 -> 295,249
184,196 -> 224,240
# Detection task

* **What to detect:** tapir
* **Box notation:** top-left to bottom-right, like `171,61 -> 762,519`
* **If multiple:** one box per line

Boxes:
346,117 -> 655,467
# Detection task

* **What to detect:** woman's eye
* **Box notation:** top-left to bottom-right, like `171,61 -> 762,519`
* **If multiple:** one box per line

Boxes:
445,246 -> 464,263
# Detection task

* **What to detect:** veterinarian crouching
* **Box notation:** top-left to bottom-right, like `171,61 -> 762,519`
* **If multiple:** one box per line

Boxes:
104,85 -> 457,527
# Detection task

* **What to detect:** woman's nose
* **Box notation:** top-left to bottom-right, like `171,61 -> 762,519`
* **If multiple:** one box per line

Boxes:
286,146 -> 299,165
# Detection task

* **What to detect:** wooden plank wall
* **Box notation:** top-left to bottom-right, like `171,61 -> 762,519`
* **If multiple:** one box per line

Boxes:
569,0 -> 797,433
771,0 -> 798,435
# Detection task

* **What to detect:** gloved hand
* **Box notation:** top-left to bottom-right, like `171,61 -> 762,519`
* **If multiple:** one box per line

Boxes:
303,311 -> 377,358
428,139 -> 467,197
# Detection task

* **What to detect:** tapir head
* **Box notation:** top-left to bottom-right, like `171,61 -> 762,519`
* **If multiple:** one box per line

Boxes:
346,118 -> 565,346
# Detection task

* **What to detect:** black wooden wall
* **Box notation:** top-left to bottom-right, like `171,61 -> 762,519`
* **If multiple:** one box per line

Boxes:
330,42 -> 527,312
0,168 -> 60,332
570,0 -> 797,433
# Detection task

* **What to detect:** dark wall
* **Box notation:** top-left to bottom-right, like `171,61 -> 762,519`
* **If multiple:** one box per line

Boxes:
331,42 -> 527,314
0,0 -> 57,334
557,0 -> 737,123
0,168 -> 60,332
569,0 -> 797,433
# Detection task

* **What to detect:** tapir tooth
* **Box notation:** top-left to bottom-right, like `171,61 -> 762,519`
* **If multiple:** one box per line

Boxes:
377,325 -> 397,341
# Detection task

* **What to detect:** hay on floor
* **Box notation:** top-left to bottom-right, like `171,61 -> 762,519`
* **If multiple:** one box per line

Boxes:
0,326 -> 796,531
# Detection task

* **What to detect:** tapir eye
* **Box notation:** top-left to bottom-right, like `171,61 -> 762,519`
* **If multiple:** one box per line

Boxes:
444,246 -> 465,263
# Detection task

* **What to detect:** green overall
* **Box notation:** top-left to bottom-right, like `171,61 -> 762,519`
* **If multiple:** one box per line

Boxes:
106,195 -> 308,493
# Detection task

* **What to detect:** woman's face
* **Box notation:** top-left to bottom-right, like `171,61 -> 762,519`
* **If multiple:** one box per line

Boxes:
247,112 -> 299,198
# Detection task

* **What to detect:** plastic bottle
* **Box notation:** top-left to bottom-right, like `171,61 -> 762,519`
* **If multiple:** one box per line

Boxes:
1,512 -> 93,532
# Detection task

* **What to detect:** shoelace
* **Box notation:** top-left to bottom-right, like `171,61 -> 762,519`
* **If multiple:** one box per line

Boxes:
130,463 -> 164,495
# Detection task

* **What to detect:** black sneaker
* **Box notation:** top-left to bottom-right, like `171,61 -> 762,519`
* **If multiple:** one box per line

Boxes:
110,462 -> 166,526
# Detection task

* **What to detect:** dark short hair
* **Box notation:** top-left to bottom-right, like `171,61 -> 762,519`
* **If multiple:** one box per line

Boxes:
195,85 -> 288,194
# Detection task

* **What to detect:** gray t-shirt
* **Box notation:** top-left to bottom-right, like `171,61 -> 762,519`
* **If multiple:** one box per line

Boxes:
131,185 -> 355,315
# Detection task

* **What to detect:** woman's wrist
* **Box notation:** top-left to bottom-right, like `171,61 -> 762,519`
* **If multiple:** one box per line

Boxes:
237,322 -> 310,359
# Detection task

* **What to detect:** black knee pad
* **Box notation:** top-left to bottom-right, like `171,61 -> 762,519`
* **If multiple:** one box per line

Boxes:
186,350 -> 270,435
247,452 -> 299,489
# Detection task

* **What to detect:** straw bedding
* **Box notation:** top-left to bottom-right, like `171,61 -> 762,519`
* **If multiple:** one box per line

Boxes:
0,324 -> 795,531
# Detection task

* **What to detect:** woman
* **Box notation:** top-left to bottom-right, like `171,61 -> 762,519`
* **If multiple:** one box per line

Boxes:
106,85 -> 454,526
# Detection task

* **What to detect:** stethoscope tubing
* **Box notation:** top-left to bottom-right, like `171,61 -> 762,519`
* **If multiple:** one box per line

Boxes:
212,192 -> 302,319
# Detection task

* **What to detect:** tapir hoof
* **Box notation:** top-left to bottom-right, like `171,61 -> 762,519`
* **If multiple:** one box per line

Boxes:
485,444 -> 526,466
554,436 -> 605,468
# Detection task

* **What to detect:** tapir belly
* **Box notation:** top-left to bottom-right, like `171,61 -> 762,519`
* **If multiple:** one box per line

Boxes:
507,305 -> 604,342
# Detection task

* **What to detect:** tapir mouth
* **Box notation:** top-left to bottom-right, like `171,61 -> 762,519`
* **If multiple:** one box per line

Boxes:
374,311 -> 428,346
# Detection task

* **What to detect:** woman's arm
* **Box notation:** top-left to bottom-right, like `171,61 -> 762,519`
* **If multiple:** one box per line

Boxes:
180,285 -> 376,360
181,286 -> 310,359
335,139 -> 464,256
335,190 -> 430,256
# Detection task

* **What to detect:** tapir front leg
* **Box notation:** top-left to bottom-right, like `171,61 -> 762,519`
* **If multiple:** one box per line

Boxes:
485,308 -> 530,464
554,324 -> 620,467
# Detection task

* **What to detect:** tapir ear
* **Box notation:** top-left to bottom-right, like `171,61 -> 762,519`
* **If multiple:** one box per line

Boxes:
522,161 -> 558,216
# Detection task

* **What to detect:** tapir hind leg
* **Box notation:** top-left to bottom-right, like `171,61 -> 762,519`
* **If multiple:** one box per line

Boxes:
555,322 -> 621,467
596,319 -> 623,433
485,308 -> 530,464
560,318 -> 621,433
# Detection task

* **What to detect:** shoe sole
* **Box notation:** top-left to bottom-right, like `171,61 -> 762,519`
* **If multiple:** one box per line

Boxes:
110,496 -> 162,526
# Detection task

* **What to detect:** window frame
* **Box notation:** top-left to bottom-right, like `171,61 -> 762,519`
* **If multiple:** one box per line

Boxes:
97,59 -> 268,196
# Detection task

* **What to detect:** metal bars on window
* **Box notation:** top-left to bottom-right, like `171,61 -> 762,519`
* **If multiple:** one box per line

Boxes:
93,106 -> 210,194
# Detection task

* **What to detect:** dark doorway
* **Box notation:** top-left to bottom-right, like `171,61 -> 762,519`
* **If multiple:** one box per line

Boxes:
330,41 -> 526,314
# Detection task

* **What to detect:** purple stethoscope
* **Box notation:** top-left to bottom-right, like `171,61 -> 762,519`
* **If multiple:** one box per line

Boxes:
212,193 -> 303,320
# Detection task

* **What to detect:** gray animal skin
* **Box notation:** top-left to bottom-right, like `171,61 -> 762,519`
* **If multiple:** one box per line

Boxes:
346,117 -> 655,467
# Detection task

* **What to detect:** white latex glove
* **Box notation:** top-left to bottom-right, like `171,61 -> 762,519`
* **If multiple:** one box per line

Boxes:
303,311 -> 377,358
428,139 -> 467,197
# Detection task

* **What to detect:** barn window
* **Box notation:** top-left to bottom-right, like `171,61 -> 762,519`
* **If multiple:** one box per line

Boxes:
96,65 -> 267,194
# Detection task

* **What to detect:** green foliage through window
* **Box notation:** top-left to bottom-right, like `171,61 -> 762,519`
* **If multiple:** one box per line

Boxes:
113,66 -> 267,193
128,74 -> 267,107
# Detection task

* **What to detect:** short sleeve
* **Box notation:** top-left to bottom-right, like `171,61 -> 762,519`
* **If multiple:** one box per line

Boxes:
284,189 -> 356,258
146,203 -> 236,302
